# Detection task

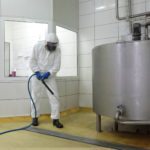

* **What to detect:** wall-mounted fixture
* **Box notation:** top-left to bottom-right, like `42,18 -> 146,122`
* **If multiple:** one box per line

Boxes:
132,23 -> 141,41
116,0 -> 150,40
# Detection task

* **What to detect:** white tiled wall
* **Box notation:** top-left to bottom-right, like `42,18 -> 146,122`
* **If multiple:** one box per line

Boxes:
0,0 -> 79,117
79,0 -> 149,107
0,0 -> 53,20
56,26 -> 77,77
0,78 -> 79,117
57,79 -> 79,111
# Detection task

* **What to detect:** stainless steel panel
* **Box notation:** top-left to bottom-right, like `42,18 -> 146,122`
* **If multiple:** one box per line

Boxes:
93,40 -> 150,121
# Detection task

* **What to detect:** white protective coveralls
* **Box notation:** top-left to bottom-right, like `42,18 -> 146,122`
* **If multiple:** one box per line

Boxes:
29,33 -> 61,119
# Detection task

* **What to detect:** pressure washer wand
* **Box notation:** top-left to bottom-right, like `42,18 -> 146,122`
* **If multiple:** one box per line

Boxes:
41,80 -> 54,95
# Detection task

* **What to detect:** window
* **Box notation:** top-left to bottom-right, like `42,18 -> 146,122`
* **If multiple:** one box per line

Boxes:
56,26 -> 77,77
4,21 -> 48,77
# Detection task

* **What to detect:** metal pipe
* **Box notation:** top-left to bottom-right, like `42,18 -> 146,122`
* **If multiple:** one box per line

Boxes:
128,0 -> 132,17
118,120 -> 150,125
115,111 -> 120,120
132,12 -> 150,18
145,22 -> 150,40
145,26 -> 149,40
116,0 -> 150,20
128,0 -> 132,33
115,105 -> 125,121
116,0 -> 126,20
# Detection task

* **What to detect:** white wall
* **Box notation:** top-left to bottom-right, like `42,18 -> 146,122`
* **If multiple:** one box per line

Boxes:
53,0 -> 79,31
79,0 -> 150,107
0,0 -> 79,117
0,79 -> 78,117
56,26 -> 77,77
0,0 -> 52,20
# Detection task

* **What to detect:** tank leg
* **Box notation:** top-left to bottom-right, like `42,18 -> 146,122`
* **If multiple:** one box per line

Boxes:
96,114 -> 102,132
114,120 -> 118,132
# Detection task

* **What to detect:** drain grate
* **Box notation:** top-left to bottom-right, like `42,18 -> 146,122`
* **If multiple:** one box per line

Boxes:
26,127 -> 146,150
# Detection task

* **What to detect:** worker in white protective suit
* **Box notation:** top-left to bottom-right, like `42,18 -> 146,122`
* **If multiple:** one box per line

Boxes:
29,33 -> 63,128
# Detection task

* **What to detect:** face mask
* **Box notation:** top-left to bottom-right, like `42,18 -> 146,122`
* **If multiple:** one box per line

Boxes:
46,42 -> 57,52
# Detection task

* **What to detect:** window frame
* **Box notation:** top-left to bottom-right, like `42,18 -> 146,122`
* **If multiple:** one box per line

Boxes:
0,18 -> 79,81
0,17 -> 50,81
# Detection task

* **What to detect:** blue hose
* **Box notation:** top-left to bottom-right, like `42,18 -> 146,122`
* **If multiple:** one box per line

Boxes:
28,74 -> 37,118
0,74 -> 37,135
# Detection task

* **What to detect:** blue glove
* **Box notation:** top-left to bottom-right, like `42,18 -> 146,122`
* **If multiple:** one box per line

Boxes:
41,72 -> 50,80
35,71 -> 42,80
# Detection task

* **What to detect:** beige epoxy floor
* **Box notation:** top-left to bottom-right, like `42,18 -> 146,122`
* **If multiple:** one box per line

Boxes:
0,130 -> 109,150
36,109 -> 150,149
1,108 -> 150,149
0,109 -> 114,150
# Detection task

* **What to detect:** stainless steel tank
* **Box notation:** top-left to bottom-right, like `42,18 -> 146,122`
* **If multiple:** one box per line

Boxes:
92,40 -> 150,131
